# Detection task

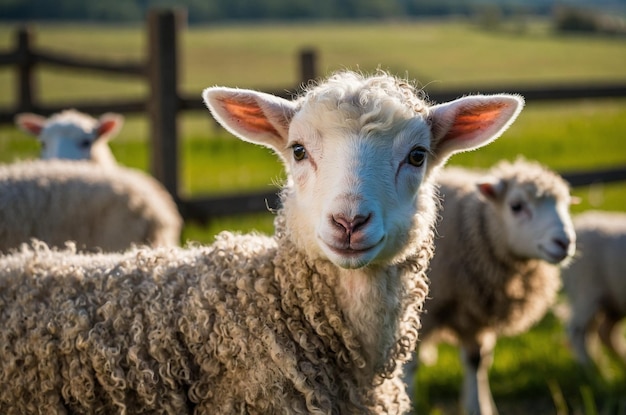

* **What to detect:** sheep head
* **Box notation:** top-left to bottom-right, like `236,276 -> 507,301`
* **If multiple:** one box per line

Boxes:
477,158 -> 576,264
204,71 -> 524,269
15,109 -> 121,166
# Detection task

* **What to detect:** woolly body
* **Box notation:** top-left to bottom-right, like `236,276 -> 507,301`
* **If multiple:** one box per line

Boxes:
562,210 -> 626,367
0,214 -> 427,414
0,71 -> 524,414
0,159 -> 182,252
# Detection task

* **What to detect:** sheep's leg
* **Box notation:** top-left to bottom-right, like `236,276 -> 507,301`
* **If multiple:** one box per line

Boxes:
568,310 -> 596,367
597,312 -> 626,367
460,334 -> 498,415
569,324 -> 593,367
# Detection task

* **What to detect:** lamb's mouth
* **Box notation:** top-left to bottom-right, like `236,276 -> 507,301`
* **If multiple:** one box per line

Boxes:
325,237 -> 385,258
539,245 -> 569,264
329,245 -> 374,257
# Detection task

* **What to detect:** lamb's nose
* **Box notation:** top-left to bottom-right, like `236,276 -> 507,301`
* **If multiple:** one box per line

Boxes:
552,236 -> 570,252
332,213 -> 371,235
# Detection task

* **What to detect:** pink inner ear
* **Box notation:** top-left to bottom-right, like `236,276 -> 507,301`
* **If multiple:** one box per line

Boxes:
20,119 -> 44,135
221,98 -> 280,137
97,120 -> 117,137
477,182 -> 497,199
444,102 -> 506,141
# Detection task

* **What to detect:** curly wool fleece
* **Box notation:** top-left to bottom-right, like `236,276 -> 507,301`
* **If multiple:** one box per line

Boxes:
0,212 -> 431,415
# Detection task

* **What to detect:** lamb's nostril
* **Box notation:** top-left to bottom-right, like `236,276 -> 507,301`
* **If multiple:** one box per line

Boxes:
332,214 -> 371,235
552,237 -> 569,251
351,214 -> 371,232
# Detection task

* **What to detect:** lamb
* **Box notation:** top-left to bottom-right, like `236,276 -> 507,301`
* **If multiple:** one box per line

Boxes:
404,158 -> 576,415
15,109 -> 122,167
0,70 -> 524,414
562,210 -> 626,370
0,158 -> 182,252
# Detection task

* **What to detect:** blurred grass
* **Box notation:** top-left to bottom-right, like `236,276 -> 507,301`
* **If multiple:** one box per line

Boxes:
0,19 -> 625,414
416,312 -> 626,414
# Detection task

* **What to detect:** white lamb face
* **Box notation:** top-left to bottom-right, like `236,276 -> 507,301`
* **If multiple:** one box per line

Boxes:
38,123 -> 99,161
486,183 -> 576,264
15,111 -> 122,162
203,72 -> 524,269
283,108 -> 433,268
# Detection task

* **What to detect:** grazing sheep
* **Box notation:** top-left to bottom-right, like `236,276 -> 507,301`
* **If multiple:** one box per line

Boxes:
562,210 -> 626,369
404,158 -> 576,415
15,109 -> 122,167
0,71 -> 524,414
0,159 -> 182,252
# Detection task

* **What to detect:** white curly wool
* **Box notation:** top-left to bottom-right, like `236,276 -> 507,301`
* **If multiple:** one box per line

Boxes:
15,109 -> 122,167
0,70 -> 523,414
404,158 -> 576,415
562,210 -> 626,369
0,159 -> 182,252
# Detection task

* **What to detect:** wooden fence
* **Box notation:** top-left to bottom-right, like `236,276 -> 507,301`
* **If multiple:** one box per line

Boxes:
1,8 -> 625,223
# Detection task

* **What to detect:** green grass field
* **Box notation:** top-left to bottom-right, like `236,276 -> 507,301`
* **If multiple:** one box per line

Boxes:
0,18 -> 625,414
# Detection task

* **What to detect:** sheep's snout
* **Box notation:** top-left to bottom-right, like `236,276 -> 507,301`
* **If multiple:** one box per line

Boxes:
538,226 -> 576,264
318,205 -> 385,269
552,235 -> 572,254
331,213 -> 372,238
543,235 -> 573,263
326,211 -> 380,251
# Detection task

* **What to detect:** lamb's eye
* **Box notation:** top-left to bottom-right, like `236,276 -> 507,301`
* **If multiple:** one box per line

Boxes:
79,139 -> 92,149
292,144 -> 307,161
510,201 -> 524,213
407,147 -> 426,167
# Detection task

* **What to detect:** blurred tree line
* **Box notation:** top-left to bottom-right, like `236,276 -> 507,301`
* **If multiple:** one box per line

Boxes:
0,0 -> 624,24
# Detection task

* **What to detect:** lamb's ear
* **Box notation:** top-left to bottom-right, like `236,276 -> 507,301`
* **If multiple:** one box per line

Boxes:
477,177 -> 507,202
95,113 -> 123,141
15,113 -> 47,136
202,87 -> 297,151
429,94 -> 524,163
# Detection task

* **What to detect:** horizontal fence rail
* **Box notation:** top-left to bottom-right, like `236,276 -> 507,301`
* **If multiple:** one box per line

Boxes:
26,50 -> 144,75
0,9 -> 624,224
426,82 -> 626,103
561,165 -> 626,187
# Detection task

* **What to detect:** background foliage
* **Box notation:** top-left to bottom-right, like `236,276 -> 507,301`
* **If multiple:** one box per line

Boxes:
0,0 -> 625,23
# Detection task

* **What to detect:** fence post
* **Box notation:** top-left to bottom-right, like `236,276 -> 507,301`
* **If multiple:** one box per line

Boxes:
15,26 -> 36,112
299,48 -> 317,85
147,9 -> 183,200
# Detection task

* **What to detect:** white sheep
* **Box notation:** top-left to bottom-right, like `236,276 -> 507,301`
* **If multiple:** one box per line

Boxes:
15,109 -> 122,167
0,70 -> 524,414
562,210 -> 626,370
404,158 -> 576,415
0,159 -> 182,252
